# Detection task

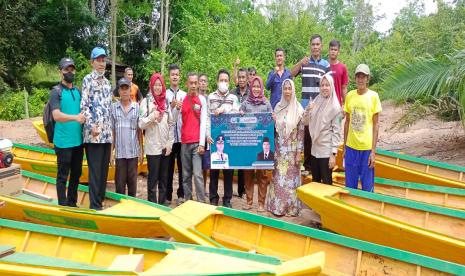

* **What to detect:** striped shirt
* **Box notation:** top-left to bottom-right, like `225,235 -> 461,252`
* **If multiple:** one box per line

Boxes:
111,101 -> 140,159
299,57 -> 330,107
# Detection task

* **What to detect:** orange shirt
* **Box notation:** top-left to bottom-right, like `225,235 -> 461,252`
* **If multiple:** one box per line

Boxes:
130,83 -> 140,102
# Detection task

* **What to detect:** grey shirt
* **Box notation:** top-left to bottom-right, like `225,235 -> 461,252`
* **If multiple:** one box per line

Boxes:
239,100 -> 273,113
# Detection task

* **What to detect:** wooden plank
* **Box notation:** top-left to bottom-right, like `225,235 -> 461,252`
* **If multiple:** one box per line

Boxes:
19,231 -> 31,252
87,241 -> 97,263
53,236 -> 63,257
22,188 -> 53,202
354,250 -> 362,275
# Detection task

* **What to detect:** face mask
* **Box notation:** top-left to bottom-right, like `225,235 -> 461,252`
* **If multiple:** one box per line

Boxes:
218,82 -> 229,94
63,72 -> 75,83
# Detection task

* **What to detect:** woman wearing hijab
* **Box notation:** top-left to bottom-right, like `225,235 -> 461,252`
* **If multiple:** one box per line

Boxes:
303,73 -> 342,184
139,73 -> 174,205
239,76 -> 273,212
267,79 -> 305,217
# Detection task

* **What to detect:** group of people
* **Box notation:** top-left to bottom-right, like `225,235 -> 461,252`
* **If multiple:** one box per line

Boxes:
51,33 -> 381,218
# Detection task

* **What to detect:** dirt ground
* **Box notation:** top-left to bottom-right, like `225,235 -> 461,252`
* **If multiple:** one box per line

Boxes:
1,100 -> 464,227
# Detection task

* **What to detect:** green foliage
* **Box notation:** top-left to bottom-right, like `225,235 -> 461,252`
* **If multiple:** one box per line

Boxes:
65,48 -> 92,88
24,63 -> 61,89
0,88 -> 49,121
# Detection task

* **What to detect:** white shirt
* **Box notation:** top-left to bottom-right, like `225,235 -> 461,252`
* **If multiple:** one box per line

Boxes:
166,87 -> 186,143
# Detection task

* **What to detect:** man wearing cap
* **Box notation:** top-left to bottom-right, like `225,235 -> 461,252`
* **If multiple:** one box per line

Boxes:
110,78 -> 143,197
343,64 -> 382,192
51,57 -> 85,207
210,135 -> 229,164
80,47 -> 113,210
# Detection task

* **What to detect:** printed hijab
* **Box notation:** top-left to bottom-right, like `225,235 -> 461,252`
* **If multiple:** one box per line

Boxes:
309,73 -> 342,141
247,76 -> 267,105
274,79 -> 304,138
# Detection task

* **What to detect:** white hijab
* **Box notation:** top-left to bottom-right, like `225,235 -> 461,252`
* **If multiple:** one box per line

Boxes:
274,79 -> 304,138
309,74 -> 342,141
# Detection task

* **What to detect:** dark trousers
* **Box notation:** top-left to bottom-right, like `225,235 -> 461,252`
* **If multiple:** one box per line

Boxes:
85,143 -> 111,210
310,155 -> 332,185
167,142 -> 184,201
304,126 -> 312,171
237,170 -> 245,197
147,154 -> 169,204
115,157 -> 138,197
55,145 -> 83,206
209,169 -> 233,205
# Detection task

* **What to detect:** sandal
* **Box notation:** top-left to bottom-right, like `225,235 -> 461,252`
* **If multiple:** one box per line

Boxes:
257,206 -> 265,212
242,204 -> 252,210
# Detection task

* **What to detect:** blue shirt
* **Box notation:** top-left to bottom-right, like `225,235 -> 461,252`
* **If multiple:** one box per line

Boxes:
265,68 -> 292,110
50,84 -> 82,148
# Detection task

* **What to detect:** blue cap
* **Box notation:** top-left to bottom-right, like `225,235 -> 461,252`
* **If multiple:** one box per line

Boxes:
91,47 -> 107,60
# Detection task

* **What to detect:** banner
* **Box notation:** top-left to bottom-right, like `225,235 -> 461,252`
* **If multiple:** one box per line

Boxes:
210,112 -> 275,169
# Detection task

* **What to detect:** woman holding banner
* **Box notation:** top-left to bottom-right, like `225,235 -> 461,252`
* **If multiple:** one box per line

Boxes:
302,73 -> 342,185
267,79 -> 305,217
239,76 -> 273,212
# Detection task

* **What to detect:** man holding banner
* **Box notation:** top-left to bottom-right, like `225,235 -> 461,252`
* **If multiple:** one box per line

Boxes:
206,69 -> 240,208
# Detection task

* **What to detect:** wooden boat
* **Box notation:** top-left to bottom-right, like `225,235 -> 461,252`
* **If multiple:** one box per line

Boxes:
335,147 -> 465,189
160,200 -> 465,275
303,173 -> 465,210
332,173 -> 465,210
12,143 -> 148,182
0,169 -> 170,238
0,218 -> 323,275
297,182 -> 465,265
32,120 -> 53,148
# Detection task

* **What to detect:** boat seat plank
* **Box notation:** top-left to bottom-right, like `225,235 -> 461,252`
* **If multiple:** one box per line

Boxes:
108,254 -> 144,272
0,245 -> 15,258
0,252 -> 105,271
98,199 -> 166,217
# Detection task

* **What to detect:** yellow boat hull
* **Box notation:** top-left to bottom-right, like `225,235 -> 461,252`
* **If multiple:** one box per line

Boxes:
160,201 -> 465,275
32,121 -> 54,148
336,148 -> 465,189
12,143 -> 148,182
297,183 -> 465,265
0,170 -> 170,238
0,218 -> 323,275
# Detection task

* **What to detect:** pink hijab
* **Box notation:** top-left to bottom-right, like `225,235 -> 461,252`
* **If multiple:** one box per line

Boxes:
309,73 -> 342,141
247,76 -> 267,105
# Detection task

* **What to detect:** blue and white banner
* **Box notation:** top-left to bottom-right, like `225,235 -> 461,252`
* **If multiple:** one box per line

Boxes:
210,112 -> 275,169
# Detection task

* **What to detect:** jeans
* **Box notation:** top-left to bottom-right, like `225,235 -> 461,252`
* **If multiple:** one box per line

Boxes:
181,143 -> 205,202
55,145 -> 83,206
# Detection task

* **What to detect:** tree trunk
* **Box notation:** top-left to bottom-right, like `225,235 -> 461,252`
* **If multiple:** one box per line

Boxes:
90,0 -> 96,16
160,0 -> 170,74
110,0 -> 118,87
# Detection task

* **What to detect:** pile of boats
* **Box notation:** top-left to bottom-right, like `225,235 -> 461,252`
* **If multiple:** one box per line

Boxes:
0,121 -> 460,275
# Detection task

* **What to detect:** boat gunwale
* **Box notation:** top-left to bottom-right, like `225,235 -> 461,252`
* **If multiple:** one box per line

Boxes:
376,148 -> 465,174
216,206 -> 465,274
334,173 -> 465,196
13,142 -> 55,155
21,170 -> 171,212
344,187 -> 465,219
0,218 -> 282,266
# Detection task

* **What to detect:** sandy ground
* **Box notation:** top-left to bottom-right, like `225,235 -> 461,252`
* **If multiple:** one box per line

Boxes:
1,100 -> 464,227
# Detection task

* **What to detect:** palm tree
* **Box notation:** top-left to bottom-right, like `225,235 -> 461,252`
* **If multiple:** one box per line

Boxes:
381,49 -> 465,125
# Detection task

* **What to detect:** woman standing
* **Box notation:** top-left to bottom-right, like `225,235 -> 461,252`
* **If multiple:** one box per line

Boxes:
303,74 -> 342,184
139,73 -> 174,205
240,76 -> 273,212
267,79 -> 305,217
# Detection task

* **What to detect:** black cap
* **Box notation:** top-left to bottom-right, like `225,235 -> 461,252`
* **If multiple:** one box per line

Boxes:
59,58 -> 75,70
118,77 -> 131,87
263,137 -> 270,143
215,134 -> 225,142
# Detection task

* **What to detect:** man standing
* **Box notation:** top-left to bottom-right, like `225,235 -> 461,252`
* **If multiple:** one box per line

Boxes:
51,57 -> 85,207
291,34 -> 330,174
199,73 -> 210,193
124,67 -> 143,104
206,69 -> 240,208
177,72 -> 207,203
343,64 -> 382,192
81,47 -> 113,210
110,78 -> 143,197
329,40 -> 349,106
166,64 -> 186,205
231,68 -> 249,198
266,48 -> 292,110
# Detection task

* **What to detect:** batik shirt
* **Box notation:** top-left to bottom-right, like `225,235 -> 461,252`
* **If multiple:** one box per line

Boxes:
80,71 -> 113,144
